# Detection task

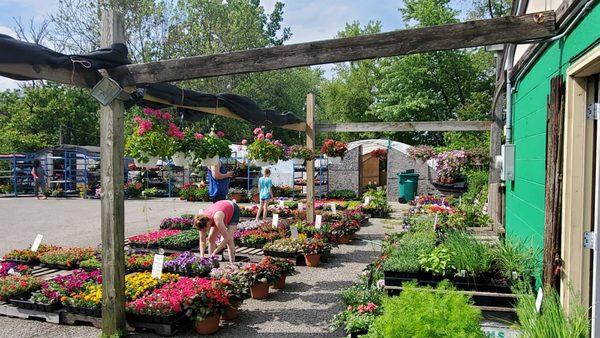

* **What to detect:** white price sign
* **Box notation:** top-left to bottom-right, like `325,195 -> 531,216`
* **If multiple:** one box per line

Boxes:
535,288 -> 544,313
290,226 -> 299,239
315,215 -> 322,229
364,196 -> 371,205
31,234 -> 43,252
151,254 -> 165,279
272,214 -> 279,227
331,202 -> 337,214
279,200 -> 285,207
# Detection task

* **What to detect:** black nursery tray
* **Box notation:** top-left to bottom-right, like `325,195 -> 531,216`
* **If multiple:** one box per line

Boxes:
1,258 -> 38,266
127,311 -> 188,325
65,305 -> 101,317
9,294 -> 61,312
263,250 -> 302,260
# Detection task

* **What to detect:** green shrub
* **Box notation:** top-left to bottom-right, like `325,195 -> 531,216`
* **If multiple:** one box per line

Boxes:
366,282 -> 484,338
515,287 -> 589,338
157,230 -> 199,251
443,231 -> 492,276
419,246 -> 454,276
328,189 -> 357,200
463,170 -> 488,205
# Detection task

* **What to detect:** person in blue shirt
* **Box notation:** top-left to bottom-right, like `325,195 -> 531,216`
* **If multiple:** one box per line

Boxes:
255,168 -> 273,221
207,159 -> 234,203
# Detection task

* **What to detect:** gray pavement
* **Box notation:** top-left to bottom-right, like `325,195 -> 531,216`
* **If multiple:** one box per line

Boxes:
0,198 -> 392,337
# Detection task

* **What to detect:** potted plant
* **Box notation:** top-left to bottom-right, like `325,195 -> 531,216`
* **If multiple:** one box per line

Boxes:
228,187 -> 248,203
286,145 -> 314,165
190,130 -> 231,167
303,237 -> 327,267
241,261 -> 277,299
246,128 -> 286,166
210,264 -> 250,321
408,145 -> 436,163
126,108 -> 182,167
264,257 -> 296,289
321,139 -> 348,165
263,238 -> 305,258
432,150 -> 469,191
190,279 -> 231,335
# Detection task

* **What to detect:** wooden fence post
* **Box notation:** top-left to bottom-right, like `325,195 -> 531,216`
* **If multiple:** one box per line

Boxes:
99,6 -> 126,335
306,93 -> 316,222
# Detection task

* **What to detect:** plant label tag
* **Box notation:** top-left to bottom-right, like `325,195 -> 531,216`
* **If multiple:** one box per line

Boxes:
535,288 -> 543,313
459,270 -> 466,277
331,202 -> 337,214
272,214 -> 279,227
298,203 -> 304,210
290,226 -> 299,239
433,213 -> 439,231
279,200 -> 285,207
512,271 -> 518,279
151,254 -> 165,279
315,215 -> 322,229
364,196 -> 371,205
31,234 -> 43,252
198,208 -> 204,214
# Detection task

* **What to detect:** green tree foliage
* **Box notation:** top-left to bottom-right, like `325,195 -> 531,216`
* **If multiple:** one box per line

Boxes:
0,85 -> 100,153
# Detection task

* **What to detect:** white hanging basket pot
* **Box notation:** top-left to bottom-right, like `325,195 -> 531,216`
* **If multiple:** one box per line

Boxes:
201,155 -> 220,167
292,158 -> 305,166
172,152 -> 189,167
328,156 -> 342,165
134,155 -> 160,168
252,159 -> 274,167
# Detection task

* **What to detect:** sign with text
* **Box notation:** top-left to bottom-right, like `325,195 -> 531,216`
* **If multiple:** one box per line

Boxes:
272,214 -> 279,227
151,254 -> 165,279
31,234 -> 43,252
315,215 -> 322,229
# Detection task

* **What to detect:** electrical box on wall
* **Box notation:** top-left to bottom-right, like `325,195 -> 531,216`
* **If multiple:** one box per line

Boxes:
501,144 -> 515,181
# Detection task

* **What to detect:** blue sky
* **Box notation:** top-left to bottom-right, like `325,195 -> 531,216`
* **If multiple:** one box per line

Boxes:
0,0 -> 473,89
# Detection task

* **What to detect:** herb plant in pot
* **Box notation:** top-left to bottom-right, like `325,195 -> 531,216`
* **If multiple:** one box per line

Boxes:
246,128 -> 286,167
321,139 -> 348,165
191,130 -> 231,167
286,145 -> 314,166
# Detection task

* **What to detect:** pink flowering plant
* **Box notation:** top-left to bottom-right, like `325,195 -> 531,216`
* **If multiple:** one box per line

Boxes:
29,269 -> 102,305
408,145 -> 437,162
286,145 -> 314,161
126,108 -> 183,163
434,150 -> 469,183
187,129 -> 231,161
331,302 -> 381,334
246,127 -> 286,164
128,229 -> 182,248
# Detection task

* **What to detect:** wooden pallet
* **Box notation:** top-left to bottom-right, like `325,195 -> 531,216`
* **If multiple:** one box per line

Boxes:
127,316 -> 190,336
236,246 -> 264,256
60,311 -> 103,328
29,266 -> 71,280
0,303 -> 60,323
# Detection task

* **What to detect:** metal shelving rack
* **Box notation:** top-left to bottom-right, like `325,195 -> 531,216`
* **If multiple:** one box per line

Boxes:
292,156 -> 329,199
0,154 -> 36,197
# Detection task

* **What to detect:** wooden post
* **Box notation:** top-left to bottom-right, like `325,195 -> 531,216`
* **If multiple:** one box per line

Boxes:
99,7 -> 126,335
543,75 -> 565,288
306,93 -> 316,222
488,47 -> 505,233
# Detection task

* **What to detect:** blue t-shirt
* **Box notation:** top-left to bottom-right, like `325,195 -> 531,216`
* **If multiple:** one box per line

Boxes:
259,177 -> 272,200
207,160 -> 230,197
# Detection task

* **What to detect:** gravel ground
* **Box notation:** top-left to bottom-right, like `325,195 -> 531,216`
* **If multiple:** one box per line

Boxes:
0,198 -> 393,338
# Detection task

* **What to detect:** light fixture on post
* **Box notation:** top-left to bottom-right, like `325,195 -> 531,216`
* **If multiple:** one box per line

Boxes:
91,76 -> 124,106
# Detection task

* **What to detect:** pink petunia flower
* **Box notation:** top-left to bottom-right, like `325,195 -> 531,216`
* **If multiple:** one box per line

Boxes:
257,133 -> 265,140
162,113 -> 172,120
216,131 -> 225,137
195,133 -> 204,139
265,133 -> 272,139
253,127 -> 262,135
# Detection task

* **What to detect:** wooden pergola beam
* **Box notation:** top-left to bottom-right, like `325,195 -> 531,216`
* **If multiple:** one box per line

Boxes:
315,121 -> 491,133
109,11 -> 557,86
0,63 -> 100,88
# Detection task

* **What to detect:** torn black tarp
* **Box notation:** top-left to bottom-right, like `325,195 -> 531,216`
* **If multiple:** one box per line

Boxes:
0,34 -> 305,129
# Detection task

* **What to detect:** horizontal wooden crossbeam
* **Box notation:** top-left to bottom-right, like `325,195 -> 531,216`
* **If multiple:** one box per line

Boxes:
315,121 -> 491,133
109,11 -> 557,86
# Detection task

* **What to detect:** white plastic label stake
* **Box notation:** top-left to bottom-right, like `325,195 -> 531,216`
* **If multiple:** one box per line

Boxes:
364,196 -> 371,205
331,202 -> 337,214
433,213 -> 439,231
315,215 -> 322,229
298,202 -> 304,210
290,226 -> 299,239
279,200 -> 285,207
31,234 -> 43,252
151,254 -> 165,279
535,288 -> 544,313
272,214 -> 279,227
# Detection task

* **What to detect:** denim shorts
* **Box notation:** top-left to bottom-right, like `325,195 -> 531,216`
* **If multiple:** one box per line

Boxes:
229,202 -> 240,226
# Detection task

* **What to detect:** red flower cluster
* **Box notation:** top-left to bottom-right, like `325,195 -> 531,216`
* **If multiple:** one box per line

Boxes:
321,139 -> 348,158
128,229 -> 182,246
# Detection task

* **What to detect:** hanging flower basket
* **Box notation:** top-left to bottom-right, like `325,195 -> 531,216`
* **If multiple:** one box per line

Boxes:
171,152 -> 189,167
327,156 -> 342,165
200,155 -> 220,167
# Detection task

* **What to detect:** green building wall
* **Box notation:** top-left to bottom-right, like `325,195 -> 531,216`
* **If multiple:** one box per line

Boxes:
506,3 -> 600,254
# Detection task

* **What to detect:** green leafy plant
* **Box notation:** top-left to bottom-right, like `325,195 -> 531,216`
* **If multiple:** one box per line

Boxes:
443,231 -> 492,276
515,287 -> 590,338
189,130 -> 231,161
340,283 -> 384,307
418,246 -> 454,276
246,127 -> 286,164
381,231 -> 437,273
126,108 -> 182,162
157,230 -> 200,251
142,187 -> 159,198
327,189 -> 357,200
366,282 -> 484,338
495,239 -> 541,281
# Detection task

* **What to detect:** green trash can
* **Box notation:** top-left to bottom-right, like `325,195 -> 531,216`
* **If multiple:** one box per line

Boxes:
398,171 -> 419,203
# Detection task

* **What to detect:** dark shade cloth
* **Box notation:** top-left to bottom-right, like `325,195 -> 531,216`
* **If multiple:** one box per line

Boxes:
0,34 -> 304,127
